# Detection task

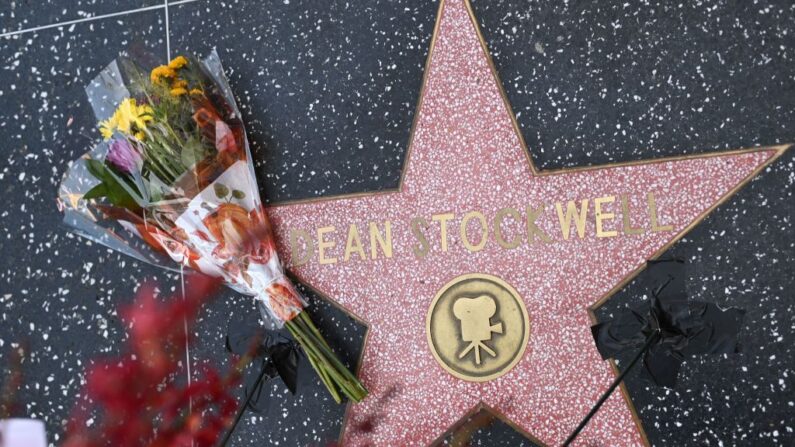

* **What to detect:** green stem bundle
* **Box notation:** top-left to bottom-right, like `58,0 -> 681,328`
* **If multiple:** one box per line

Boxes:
285,311 -> 368,403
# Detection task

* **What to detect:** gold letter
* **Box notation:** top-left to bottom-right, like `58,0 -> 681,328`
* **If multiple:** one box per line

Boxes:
410,217 -> 431,258
648,192 -> 673,232
460,211 -> 488,252
289,228 -> 314,266
343,224 -> 367,262
494,207 -> 521,249
594,196 -> 617,238
317,226 -> 337,264
526,204 -> 553,243
556,199 -> 589,240
369,221 -> 393,259
621,195 -> 645,235
432,213 -> 455,252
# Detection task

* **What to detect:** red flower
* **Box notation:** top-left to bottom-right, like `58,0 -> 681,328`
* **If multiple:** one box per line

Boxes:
63,276 -> 241,447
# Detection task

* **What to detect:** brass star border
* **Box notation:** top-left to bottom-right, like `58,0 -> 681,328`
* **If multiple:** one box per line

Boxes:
268,0 -> 792,445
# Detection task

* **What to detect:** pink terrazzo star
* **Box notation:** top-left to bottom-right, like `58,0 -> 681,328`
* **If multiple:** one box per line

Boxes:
267,0 -> 788,445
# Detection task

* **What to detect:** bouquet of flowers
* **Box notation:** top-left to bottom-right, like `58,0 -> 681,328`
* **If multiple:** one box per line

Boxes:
58,51 -> 367,404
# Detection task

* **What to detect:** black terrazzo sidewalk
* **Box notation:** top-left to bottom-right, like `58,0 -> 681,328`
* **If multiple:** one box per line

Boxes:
1,1 -> 792,446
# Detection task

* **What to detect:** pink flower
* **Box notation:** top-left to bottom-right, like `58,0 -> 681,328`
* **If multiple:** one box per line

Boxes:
106,139 -> 142,173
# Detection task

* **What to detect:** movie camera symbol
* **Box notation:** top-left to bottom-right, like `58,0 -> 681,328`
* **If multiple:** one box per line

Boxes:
453,294 -> 503,365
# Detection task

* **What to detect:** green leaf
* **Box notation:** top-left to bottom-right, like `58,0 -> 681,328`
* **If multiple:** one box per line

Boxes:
85,158 -> 107,179
83,157 -> 141,210
106,185 -> 138,210
146,179 -> 163,203
180,136 -> 206,170
231,190 -> 246,200
214,183 -> 229,198
105,166 -> 144,209
82,183 -> 108,200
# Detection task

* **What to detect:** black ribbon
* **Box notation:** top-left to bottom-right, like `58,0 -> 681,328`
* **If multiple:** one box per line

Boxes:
226,313 -> 300,412
592,258 -> 745,387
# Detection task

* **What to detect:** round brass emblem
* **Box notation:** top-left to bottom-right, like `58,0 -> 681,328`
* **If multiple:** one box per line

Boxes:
426,273 -> 530,382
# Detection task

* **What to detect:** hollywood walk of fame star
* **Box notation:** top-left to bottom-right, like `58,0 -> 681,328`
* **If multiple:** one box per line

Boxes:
266,0 -> 789,445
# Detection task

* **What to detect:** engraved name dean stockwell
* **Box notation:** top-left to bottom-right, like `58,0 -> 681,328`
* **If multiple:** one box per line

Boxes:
287,192 -> 673,266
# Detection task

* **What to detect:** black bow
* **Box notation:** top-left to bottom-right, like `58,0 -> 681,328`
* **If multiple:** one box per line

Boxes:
591,259 -> 745,387
565,259 -> 746,446
226,313 -> 300,412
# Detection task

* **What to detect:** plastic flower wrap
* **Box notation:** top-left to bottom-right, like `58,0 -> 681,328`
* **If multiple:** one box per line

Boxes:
58,51 -> 366,403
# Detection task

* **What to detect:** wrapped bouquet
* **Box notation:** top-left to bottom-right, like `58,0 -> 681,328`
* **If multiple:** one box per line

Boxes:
58,51 -> 367,404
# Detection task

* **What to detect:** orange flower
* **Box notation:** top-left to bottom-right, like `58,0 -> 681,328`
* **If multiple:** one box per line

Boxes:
150,65 -> 176,84
168,56 -> 189,70
202,203 -> 273,264
203,203 -> 250,258
191,95 -> 245,168
192,105 -> 223,142
266,281 -> 303,322
170,87 -> 188,97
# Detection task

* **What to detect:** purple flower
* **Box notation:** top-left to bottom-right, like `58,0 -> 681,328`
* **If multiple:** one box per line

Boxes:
106,139 -> 142,174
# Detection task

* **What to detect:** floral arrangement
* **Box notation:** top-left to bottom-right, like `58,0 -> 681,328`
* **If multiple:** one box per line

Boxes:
58,52 -> 366,404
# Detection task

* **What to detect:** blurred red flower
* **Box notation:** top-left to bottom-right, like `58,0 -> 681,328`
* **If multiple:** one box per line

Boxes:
63,275 -> 241,447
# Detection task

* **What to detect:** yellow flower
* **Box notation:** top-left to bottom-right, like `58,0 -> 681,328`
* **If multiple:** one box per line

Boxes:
168,56 -> 189,70
150,65 -> 177,84
99,116 -> 117,140
98,98 -> 152,139
113,103 -> 132,134
170,87 -> 188,97
100,126 -> 114,140
134,131 -> 146,141
172,79 -> 188,89
112,98 -> 153,136
189,88 -> 204,96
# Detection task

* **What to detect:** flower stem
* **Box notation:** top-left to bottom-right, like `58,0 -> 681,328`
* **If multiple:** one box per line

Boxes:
298,314 -> 367,399
292,316 -> 362,399
285,321 -> 342,403
285,311 -> 368,403
290,318 -> 356,400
